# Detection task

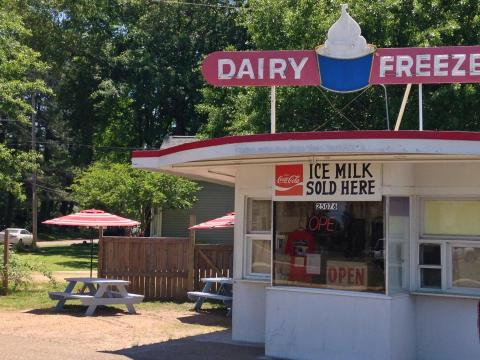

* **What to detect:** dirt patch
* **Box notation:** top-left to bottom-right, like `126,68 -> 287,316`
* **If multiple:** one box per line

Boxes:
32,270 -> 97,283
0,307 -> 230,353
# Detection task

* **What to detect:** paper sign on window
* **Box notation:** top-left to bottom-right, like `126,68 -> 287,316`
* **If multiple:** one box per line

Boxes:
306,254 -> 321,275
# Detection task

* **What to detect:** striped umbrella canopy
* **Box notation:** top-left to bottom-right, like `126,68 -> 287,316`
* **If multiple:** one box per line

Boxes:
42,209 -> 140,278
42,209 -> 140,228
189,212 -> 235,230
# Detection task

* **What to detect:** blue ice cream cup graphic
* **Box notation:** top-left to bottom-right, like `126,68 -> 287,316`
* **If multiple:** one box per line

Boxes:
316,4 -> 375,93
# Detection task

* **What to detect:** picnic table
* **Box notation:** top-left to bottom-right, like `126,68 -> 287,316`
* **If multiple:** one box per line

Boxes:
187,277 -> 233,316
49,277 -> 144,316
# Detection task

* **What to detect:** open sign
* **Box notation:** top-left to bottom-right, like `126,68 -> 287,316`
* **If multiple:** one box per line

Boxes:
326,261 -> 368,289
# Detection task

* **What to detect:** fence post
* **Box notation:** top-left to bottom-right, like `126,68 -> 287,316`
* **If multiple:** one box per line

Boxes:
2,229 -> 8,295
188,215 -> 196,291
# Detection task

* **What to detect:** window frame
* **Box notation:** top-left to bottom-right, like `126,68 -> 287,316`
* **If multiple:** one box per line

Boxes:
246,198 -> 272,234
271,199 -> 387,294
385,196 -> 412,296
245,234 -> 272,278
417,240 -> 446,292
447,241 -> 480,294
417,197 -> 480,296
244,197 -> 272,280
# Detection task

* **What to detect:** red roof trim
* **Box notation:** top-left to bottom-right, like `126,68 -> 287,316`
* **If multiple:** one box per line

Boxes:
132,131 -> 480,158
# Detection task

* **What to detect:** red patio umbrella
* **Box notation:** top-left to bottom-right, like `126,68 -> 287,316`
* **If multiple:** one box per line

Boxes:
188,212 -> 235,230
43,209 -> 140,277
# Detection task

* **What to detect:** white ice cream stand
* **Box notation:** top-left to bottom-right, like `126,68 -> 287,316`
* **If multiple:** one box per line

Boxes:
133,7 -> 480,360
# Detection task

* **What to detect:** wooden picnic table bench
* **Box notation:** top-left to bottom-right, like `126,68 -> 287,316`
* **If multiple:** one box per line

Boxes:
49,277 -> 144,316
187,277 -> 233,316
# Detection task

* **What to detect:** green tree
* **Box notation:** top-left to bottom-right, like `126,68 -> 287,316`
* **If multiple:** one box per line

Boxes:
69,162 -> 200,232
13,0 -> 247,229
0,0 -> 49,228
22,0 -> 247,163
0,0 -> 49,123
0,145 -> 39,202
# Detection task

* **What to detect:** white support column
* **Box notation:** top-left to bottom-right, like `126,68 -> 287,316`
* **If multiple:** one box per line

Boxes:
418,84 -> 423,131
394,83 -> 412,131
270,86 -> 276,134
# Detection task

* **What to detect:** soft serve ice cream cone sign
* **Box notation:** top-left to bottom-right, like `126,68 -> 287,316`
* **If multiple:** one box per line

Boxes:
202,4 -> 480,91
316,4 -> 375,92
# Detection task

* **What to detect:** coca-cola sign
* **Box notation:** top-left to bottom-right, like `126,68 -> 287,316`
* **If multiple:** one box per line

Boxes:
277,175 -> 302,185
275,164 -> 303,196
273,162 -> 382,201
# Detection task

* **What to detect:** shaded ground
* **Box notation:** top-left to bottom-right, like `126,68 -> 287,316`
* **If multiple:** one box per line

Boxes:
111,330 -> 265,360
0,306 -> 265,360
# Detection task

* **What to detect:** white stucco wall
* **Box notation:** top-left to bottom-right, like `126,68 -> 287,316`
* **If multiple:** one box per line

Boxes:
415,296 -> 479,360
390,295 -> 416,360
265,287 -> 397,360
232,165 -> 273,343
232,280 -> 269,343
414,163 -> 480,194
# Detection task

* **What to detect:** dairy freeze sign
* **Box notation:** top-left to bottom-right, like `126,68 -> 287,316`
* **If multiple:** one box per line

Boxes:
273,162 -> 382,201
202,5 -> 480,92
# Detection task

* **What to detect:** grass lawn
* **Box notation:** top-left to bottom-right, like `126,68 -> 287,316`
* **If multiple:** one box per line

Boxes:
0,281 -> 219,313
1,243 -> 223,314
16,244 -> 98,272
0,282 -> 65,310
0,244 -> 224,311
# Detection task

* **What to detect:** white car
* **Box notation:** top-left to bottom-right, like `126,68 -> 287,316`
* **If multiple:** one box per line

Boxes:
0,228 -> 34,246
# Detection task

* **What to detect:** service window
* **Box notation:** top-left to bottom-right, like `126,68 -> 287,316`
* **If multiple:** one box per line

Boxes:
245,199 -> 272,278
273,200 -> 385,293
418,199 -> 480,295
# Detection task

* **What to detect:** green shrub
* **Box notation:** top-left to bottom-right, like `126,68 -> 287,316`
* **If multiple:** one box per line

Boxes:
0,245 -> 55,292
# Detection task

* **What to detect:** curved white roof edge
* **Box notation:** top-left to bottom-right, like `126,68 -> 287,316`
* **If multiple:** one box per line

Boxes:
132,131 -> 480,170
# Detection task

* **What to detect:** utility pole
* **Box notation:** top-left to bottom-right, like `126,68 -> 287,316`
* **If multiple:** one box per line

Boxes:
2,229 -> 8,295
31,95 -> 37,247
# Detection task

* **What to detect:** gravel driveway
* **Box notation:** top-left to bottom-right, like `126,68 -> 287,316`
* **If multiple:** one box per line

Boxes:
0,307 -> 264,360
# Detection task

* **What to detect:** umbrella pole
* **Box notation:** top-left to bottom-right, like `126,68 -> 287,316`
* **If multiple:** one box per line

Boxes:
90,230 -> 94,278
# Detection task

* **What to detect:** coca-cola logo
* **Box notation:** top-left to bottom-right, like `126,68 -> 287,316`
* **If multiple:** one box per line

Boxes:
275,164 -> 303,196
277,175 -> 301,185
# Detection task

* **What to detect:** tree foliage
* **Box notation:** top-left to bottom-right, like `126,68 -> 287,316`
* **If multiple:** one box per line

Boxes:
69,162 -> 200,232
0,0 -> 246,229
0,0 -> 50,123
0,1 -> 47,228
0,145 -> 39,202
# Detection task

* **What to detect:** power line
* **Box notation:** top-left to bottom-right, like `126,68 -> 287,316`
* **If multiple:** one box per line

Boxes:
150,0 -> 241,9
3,140 -> 144,151
0,118 -> 23,123
36,184 -> 71,198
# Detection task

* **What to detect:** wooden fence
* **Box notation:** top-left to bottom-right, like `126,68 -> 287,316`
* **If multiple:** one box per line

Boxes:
194,244 -> 233,290
98,236 -> 233,300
